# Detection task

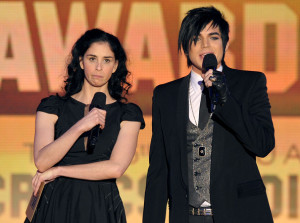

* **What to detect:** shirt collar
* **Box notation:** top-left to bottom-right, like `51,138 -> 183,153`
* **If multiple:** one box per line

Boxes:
190,70 -> 203,94
217,65 -> 223,72
190,65 -> 223,93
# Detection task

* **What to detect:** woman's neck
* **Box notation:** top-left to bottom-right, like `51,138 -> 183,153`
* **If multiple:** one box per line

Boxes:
72,84 -> 115,105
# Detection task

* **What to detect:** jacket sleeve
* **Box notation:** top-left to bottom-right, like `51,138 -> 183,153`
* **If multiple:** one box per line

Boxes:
214,72 -> 275,157
143,87 -> 168,223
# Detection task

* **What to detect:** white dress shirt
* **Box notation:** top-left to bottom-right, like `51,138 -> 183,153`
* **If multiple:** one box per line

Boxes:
188,66 -> 223,208
188,66 -> 223,126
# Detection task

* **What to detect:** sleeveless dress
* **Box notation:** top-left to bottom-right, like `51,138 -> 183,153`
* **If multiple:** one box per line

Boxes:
25,95 -> 145,223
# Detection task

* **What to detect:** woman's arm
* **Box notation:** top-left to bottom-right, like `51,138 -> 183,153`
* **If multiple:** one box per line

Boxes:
32,120 -> 141,195
34,108 -> 106,172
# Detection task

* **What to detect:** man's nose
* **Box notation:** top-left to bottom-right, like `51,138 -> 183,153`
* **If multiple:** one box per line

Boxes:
201,38 -> 210,48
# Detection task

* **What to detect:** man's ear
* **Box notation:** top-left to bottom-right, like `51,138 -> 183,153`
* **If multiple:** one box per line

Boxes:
225,42 -> 229,52
79,56 -> 84,69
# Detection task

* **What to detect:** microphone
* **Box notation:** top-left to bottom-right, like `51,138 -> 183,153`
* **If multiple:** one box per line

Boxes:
87,92 -> 106,153
202,53 -> 217,71
202,53 -> 218,112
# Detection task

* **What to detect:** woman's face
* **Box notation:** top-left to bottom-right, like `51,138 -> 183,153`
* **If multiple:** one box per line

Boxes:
80,41 -> 118,89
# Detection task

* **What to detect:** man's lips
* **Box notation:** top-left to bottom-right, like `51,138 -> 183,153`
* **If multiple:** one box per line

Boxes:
200,52 -> 214,59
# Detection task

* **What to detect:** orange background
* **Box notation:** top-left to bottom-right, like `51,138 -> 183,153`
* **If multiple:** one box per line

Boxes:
0,0 -> 299,222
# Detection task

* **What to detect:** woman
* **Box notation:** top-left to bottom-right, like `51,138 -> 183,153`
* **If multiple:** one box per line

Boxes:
25,28 -> 145,223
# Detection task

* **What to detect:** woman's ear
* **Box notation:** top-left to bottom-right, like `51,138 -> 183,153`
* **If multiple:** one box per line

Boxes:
79,56 -> 84,70
113,60 -> 118,73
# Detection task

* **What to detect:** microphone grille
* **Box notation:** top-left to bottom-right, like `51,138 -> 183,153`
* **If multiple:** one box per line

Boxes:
202,54 -> 218,72
90,92 -> 106,110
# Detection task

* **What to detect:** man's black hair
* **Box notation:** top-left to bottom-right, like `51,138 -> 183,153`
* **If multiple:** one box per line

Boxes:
178,6 -> 229,67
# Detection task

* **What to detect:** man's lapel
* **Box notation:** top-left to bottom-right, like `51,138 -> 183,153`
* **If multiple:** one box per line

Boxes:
210,64 -> 231,187
176,74 -> 190,188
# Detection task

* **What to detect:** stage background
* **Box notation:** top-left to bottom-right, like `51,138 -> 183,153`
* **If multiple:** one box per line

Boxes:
0,0 -> 300,222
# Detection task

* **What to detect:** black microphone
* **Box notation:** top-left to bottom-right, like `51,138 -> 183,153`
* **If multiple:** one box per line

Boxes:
202,53 -> 218,112
202,53 -> 217,71
87,92 -> 106,153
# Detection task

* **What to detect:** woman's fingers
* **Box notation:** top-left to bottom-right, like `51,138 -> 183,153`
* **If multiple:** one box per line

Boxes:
90,108 -> 106,128
32,168 -> 58,196
34,179 -> 41,196
77,108 -> 107,132
45,179 -> 55,184
33,173 -> 42,196
32,170 -> 44,196
32,171 -> 39,191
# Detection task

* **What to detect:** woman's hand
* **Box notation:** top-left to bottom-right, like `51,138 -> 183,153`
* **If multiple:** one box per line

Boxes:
32,167 -> 59,196
76,108 -> 107,133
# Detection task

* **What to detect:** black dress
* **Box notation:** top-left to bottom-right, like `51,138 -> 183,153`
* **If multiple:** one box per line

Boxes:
25,95 -> 145,223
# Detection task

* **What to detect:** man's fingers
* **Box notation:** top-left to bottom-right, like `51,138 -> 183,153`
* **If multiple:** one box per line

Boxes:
209,75 -> 217,82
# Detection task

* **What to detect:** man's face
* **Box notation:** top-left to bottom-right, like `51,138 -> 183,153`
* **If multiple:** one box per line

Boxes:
188,22 -> 228,76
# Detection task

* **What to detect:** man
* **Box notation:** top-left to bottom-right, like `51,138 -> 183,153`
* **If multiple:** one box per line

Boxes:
143,6 -> 274,223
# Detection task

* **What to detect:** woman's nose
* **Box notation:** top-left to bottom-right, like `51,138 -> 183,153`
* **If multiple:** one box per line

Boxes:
96,62 -> 102,70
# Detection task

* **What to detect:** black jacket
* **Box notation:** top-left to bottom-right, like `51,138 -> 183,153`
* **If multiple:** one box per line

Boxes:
143,65 -> 275,223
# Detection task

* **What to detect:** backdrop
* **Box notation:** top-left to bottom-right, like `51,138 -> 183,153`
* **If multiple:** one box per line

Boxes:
0,0 -> 299,222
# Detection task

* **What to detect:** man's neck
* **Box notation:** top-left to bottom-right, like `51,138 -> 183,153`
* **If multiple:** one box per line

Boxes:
191,64 -> 223,77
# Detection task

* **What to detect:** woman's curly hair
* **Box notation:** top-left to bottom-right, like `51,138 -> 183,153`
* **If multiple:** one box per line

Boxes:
64,28 -> 131,101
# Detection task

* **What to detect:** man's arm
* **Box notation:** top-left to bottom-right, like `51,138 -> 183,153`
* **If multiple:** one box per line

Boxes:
214,72 -> 275,157
143,87 -> 168,223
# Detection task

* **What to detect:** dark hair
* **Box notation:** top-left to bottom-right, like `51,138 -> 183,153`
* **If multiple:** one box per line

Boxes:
64,28 -> 131,101
178,6 -> 229,66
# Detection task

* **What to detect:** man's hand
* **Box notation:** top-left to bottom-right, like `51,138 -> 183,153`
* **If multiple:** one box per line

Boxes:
209,71 -> 228,106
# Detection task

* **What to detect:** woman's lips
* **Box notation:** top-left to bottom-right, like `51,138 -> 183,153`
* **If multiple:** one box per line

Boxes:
92,75 -> 103,78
